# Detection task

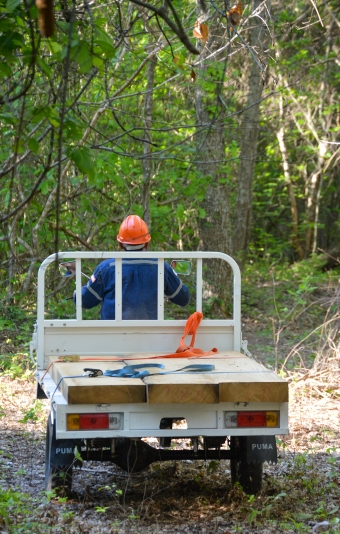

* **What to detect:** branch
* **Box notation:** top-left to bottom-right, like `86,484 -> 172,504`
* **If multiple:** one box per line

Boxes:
0,166 -> 50,224
110,107 -> 158,146
128,0 -> 200,54
49,222 -> 95,250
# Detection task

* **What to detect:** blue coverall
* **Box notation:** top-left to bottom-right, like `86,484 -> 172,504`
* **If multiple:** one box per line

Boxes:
77,258 -> 190,320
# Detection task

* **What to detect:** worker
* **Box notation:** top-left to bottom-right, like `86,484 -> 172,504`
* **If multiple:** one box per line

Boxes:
75,215 -> 190,319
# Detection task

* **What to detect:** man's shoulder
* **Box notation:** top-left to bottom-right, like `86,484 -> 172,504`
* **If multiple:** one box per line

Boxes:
95,258 -> 115,273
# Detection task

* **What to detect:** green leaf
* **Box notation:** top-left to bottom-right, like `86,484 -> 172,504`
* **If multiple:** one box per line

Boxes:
92,55 -> 104,73
47,40 -> 63,60
28,138 -> 39,153
75,41 -> 92,74
95,25 -> 113,44
6,0 -> 20,12
69,147 -> 95,180
291,513 -> 313,520
95,25 -> 115,57
0,112 -> 16,125
96,40 -> 115,57
0,62 -> 12,77
14,139 -> 24,154
56,21 -> 70,31
37,57 -> 52,77
45,106 -> 60,127
64,117 -> 82,141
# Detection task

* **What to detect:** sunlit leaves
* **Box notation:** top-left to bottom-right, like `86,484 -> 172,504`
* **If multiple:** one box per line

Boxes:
193,21 -> 209,43
227,2 -> 243,27
94,25 -> 115,58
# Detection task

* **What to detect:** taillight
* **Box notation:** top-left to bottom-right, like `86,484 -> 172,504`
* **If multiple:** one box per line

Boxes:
238,411 -> 266,427
67,413 -> 122,430
80,414 -> 109,430
225,411 -> 279,428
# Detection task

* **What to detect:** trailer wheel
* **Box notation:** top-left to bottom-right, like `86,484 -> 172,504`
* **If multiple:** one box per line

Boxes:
230,437 -> 263,494
45,414 -> 73,493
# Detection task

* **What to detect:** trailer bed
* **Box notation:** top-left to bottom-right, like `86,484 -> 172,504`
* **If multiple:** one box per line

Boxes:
47,351 -> 288,405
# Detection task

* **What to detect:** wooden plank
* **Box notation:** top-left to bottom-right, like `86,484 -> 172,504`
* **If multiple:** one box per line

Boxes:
147,383 -> 219,404
46,353 -> 288,405
65,378 -> 145,404
143,355 -> 288,404
219,380 -> 289,403
48,360 -> 145,404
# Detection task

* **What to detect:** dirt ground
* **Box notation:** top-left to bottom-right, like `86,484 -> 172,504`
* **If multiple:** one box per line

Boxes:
0,373 -> 339,534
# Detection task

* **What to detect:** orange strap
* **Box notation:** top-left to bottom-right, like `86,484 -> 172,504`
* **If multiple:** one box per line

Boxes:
157,311 -> 218,358
40,311 -> 218,381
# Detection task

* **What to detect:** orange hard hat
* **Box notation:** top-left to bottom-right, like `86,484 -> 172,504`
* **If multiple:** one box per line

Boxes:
117,215 -> 151,244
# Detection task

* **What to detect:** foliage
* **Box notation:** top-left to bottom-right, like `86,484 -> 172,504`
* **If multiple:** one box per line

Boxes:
0,0 -> 339,371
0,487 -> 53,532
241,254 -> 339,369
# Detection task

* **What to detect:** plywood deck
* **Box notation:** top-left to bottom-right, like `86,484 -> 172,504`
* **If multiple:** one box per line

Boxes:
48,352 -> 289,405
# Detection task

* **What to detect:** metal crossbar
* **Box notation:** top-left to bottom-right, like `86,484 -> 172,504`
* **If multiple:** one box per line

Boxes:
36,251 -> 241,369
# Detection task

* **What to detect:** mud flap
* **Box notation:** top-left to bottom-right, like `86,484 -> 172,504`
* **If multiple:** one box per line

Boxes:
50,440 -> 77,466
246,435 -> 277,463
36,380 -> 48,399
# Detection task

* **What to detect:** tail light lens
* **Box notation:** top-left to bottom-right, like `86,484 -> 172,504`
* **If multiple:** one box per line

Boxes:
225,411 -> 279,428
238,411 -> 266,427
67,413 -> 122,430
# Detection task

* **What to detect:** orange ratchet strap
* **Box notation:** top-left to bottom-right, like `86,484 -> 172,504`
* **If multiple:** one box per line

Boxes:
40,311 -> 218,381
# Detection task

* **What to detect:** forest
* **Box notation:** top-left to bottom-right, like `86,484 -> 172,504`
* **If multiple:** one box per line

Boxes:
0,0 -> 339,532
0,0 -> 339,305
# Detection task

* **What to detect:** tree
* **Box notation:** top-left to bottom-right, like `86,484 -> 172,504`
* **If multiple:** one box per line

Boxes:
233,0 -> 270,263
194,3 -> 232,303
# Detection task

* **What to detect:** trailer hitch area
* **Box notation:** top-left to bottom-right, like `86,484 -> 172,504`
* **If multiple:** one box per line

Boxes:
83,368 -> 103,378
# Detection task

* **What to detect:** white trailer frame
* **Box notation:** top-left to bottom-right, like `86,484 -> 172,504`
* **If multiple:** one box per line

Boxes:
34,251 -> 289,440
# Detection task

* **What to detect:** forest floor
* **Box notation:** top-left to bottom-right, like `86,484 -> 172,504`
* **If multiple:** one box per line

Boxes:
0,363 -> 339,534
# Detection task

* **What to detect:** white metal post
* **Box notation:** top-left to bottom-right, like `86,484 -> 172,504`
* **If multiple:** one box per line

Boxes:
75,258 -> 82,321
115,258 -> 122,321
157,258 -> 164,320
196,258 -> 203,312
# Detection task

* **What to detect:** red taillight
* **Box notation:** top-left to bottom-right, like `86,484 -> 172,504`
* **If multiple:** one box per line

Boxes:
67,413 -> 122,430
79,414 -> 109,429
225,411 -> 279,428
237,411 -> 266,427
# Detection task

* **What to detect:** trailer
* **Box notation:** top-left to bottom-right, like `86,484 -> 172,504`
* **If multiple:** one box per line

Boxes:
32,251 -> 289,494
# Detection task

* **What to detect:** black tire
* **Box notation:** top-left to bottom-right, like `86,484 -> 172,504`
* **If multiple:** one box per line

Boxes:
45,414 -> 73,493
230,436 -> 263,494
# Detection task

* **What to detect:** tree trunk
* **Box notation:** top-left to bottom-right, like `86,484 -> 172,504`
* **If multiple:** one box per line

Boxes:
305,140 -> 328,255
276,93 -> 304,260
142,55 -> 157,232
233,0 -> 269,263
195,8 -> 232,305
